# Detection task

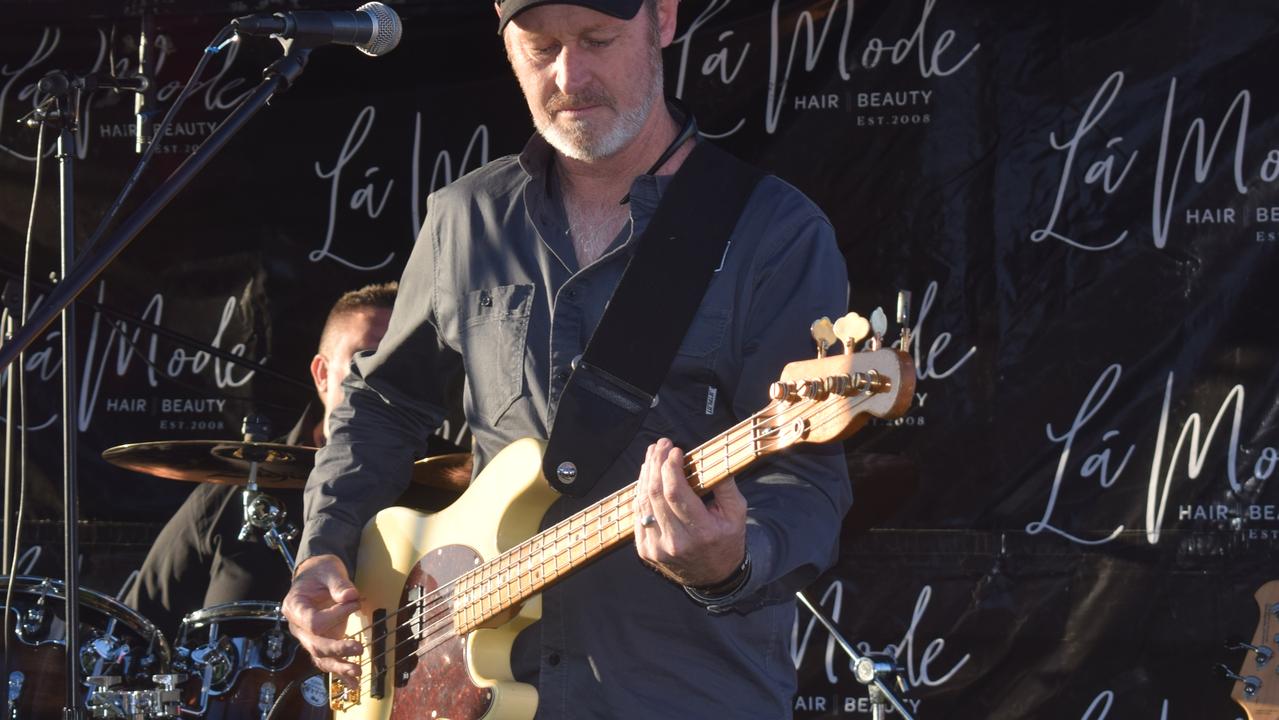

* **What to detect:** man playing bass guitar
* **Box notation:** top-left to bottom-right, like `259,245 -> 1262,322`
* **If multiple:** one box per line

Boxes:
283,1 -> 853,717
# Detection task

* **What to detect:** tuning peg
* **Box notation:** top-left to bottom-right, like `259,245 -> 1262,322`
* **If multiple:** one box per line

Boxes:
868,308 -> 888,350
769,381 -> 799,403
1217,663 -> 1261,697
832,312 -> 870,354
1227,641 -> 1274,667
797,378 -> 829,401
810,317 -> 837,358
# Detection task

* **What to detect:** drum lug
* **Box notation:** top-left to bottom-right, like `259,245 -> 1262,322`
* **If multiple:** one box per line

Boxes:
257,680 -> 277,720
190,637 -> 236,693
8,670 -> 23,718
263,626 -> 286,665
18,582 -> 51,640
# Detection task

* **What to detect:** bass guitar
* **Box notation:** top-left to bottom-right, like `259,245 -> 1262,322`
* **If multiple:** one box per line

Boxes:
1228,581 -> 1279,719
331,316 -> 915,719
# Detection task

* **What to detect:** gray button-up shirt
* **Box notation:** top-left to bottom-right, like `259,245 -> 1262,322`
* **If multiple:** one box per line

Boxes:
301,132 -> 851,719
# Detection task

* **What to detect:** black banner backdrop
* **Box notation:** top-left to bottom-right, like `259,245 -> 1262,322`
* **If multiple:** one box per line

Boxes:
2,1 -> 1278,717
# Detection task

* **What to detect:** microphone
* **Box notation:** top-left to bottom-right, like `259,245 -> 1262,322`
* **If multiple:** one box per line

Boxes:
232,2 -> 403,57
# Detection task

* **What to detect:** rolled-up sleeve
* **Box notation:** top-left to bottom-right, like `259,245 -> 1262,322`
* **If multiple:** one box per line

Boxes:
298,199 -> 462,574
695,187 -> 852,613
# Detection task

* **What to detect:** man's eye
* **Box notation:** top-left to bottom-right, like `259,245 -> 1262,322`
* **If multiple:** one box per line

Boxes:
532,43 -> 560,57
585,38 -> 614,49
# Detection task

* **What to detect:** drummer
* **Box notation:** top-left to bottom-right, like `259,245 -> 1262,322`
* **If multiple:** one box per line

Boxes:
125,282 -> 465,636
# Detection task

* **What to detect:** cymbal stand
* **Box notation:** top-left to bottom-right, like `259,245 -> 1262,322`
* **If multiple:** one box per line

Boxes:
796,590 -> 917,720
235,417 -> 298,573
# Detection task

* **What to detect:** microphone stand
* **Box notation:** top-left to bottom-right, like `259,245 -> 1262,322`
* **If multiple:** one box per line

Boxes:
17,69 -> 90,719
55,83 -> 83,720
796,590 -> 917,720
3,40 -> 314,718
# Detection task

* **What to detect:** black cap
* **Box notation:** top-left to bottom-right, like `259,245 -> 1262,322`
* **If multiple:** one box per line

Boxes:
497,0 -> 645,33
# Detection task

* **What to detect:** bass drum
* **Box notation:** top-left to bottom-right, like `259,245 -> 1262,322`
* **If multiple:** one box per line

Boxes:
0,575 -> 173,717
174,600 -> 329,719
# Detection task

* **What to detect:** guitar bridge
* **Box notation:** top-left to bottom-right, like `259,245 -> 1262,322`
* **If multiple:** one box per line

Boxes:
328,675 -> 358,712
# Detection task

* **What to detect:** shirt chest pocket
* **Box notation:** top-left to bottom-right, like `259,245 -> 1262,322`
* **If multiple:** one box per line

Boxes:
458,283 -> 534,426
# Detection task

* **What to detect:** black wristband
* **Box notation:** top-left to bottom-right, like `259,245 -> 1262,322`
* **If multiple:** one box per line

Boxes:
688,549 -> 751,599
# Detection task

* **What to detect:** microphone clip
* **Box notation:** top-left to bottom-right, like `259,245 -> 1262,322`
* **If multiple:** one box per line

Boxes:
17,70 -> 149,133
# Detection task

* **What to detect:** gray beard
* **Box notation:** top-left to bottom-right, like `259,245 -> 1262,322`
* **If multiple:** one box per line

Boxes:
537,60 -> 662,161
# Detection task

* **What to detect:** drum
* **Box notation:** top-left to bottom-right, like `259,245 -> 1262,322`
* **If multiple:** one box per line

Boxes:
173,601 -> 329,719
0,575 -> 175,718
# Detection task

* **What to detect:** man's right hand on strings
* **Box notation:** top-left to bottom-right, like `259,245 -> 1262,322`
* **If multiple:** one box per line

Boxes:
283,553 -> 364,686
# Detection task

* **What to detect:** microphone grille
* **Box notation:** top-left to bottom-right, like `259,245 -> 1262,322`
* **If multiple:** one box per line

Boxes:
357,2 -> 403,57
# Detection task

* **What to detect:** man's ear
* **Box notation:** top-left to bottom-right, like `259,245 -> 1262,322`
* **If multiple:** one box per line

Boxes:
310,354 -> 328,396
658,0 -> 680,48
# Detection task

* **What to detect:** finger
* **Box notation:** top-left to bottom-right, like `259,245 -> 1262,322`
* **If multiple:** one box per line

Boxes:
326,573 -> 360,605
638,441 -> 670,529
290,597 -> 360,640
708,476 -> 748,521
656,445 -> 706,528
310,599 -> 362,634
640,441 -> 662,495
633,446 -> 655,532
306,630 -> 364,660
645,439 -> 673,506
312,652 -> 362,680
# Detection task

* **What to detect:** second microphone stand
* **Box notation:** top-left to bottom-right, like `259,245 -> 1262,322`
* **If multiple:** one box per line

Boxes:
796,590 -> 917,720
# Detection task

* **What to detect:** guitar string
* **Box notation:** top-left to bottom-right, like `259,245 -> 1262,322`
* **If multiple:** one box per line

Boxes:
337,394 -> 790,644
336,404 -> 803,682
337,391 -> 872,682
344,393 -> 877,687
336,394 -> 800,666
338,392 -> 876,684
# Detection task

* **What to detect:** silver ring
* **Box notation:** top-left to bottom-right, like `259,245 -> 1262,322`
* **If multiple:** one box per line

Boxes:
639,514 -> 657,528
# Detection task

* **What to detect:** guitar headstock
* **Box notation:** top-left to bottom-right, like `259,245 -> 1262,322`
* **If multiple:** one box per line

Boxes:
1229,581 -> 1279,720
763,311 -> 916,450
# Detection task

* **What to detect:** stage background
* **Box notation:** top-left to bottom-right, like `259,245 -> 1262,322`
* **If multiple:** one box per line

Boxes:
3,1 -> 1278,717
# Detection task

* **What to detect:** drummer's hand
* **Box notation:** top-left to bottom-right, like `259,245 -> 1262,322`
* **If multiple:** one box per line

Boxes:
282,554 -> 363,685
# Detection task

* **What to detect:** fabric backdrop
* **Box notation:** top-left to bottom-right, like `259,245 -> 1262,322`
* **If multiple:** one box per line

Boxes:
2,1 -> 1277,717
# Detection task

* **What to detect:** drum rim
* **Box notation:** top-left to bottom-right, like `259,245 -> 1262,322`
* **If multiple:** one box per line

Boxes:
180,599 -> 284,627
1,574 -> 172,664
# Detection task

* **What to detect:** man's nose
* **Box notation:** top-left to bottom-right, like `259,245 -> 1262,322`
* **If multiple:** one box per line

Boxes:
554,45 -> 593,97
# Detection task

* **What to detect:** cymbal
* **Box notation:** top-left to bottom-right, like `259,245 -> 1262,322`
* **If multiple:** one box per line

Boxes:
102,440 -> 316,489
104,441 -> 473,493
410,452 -> 472,493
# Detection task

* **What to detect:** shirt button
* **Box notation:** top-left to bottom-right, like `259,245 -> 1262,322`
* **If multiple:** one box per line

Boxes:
479,292 -> 492,307
554,369 -> 570,383
565,288 -> 578,300
547,652 -> 561,666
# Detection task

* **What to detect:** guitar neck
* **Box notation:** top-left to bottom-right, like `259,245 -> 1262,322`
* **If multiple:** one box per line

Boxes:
451,405 -> 779,634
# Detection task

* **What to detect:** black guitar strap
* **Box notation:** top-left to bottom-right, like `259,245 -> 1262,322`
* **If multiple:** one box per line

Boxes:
542,140 -> 765,496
